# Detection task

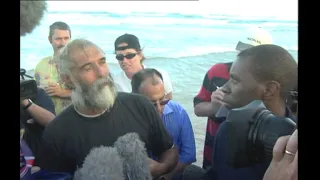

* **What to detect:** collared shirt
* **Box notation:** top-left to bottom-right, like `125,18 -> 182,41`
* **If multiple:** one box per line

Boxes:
113,65 -> 173,95
206,106 -> 295,180
161,101 -> 197,164
34,56 -> 72,115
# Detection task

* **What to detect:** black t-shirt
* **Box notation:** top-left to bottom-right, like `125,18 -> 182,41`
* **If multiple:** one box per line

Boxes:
20,88 -> 55,165
38,92 -> 174,173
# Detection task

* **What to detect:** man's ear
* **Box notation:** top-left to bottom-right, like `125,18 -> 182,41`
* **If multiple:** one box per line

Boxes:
48,36 -> 52,44
262,81 -> 281,99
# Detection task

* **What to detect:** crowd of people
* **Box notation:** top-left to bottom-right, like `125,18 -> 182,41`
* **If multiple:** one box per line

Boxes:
20,4 -> 298,179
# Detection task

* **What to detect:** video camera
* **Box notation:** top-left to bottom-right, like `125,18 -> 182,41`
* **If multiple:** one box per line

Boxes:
20,68 -> 37,100
225,100 -> 296,168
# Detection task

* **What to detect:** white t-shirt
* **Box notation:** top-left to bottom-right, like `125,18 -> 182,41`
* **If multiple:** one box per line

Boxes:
113,66 -> 173,94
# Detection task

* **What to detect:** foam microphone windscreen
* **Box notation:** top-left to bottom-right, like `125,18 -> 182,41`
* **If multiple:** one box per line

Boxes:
73,146 -> 125,180
114,133 -> 152,180
20,1 -> 47,36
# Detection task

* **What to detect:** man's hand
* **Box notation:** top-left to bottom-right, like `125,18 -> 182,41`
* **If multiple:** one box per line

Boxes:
31,166 -> 41,174
263,130 -> 297,180
20,99 -> 29,106
148,158 -> 166,178
45,83 -> 71,98
210,89 -> 230,114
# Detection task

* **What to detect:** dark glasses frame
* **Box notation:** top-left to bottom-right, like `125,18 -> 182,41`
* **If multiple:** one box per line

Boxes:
151,99 -> 170,107
115,53 -> 138,61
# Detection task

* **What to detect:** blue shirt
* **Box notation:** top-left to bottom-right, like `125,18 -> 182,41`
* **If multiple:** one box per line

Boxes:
208,107 -> 295,180
150,101 -> 196,179
161,101 -> 197,164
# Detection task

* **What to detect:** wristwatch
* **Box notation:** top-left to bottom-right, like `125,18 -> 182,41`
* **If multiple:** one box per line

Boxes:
22,99 -> 33,110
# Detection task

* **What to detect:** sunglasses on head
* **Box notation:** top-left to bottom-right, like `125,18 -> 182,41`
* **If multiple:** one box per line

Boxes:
115,53 -> 137,61
151,99 -> 170,107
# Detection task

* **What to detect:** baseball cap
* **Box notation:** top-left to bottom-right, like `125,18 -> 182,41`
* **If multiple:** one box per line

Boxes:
114,33 -> 141,51
235,27 -> 273,51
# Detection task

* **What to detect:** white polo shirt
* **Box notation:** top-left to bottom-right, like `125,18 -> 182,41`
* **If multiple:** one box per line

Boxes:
113,66 -> 173,94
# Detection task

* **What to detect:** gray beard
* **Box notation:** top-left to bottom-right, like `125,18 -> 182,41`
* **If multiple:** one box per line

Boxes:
71,75 -> 118,111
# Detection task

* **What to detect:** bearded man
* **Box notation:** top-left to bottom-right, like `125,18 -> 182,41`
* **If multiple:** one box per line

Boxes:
37,39 -> 178,179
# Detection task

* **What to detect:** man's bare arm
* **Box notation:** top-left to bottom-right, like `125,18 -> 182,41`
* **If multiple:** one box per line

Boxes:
162,162 -> 190,180
194,102 -> 216,117
21,100 -> 55,126
149,147 -> 179,178
194,89 -> 228,117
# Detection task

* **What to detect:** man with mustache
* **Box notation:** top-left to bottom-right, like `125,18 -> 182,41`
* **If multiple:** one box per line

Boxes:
131,68 -> 196,180
34,21 -> 72,115
37,39 -> 178,179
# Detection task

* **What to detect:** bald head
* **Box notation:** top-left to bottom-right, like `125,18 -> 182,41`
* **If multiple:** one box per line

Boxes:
131,68 -> 164,93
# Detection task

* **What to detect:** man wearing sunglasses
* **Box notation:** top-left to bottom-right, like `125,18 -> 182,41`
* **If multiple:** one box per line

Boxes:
113,33 -> 173,100
132,68 -> 196,180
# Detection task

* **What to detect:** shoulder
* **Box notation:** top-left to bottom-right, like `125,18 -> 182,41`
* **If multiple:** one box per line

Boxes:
206,62 -> 232,79
36,56 -> 52,67
112,71 -> 125,80
36,87 -> 46,95
35,88 -> 51,103
117,92 -> 150,105
44,106 -> 76,136
166,101 -> 186,113
35,56 -> 52,71
165,101 -> 189,119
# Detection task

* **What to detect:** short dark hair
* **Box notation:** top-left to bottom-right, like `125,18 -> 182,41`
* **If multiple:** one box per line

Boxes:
131,68 -> 163,93
237,44 -> 298,97
49,21 -> 71,38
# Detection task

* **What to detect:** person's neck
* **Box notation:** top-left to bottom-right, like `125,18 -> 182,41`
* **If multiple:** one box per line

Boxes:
125,65 -> 144,80
263,99 -> 287,117
75,106 -> 107,116
53,51 -> 59,57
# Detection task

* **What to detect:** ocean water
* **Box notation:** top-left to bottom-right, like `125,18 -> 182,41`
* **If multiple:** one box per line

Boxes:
20,11 -> 298,166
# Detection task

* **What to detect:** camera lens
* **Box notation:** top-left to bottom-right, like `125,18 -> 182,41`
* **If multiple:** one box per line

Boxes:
248,109 -> 296,163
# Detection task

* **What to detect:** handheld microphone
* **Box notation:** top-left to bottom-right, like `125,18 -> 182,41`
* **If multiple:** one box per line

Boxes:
73,146 -> 125,180
114,133 -> 152,180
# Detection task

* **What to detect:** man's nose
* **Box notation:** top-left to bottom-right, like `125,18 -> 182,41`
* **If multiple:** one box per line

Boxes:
94,65 -> 106,78
220,83 -> 230,94
61,39 -> 68,45
122,57 -> 130,63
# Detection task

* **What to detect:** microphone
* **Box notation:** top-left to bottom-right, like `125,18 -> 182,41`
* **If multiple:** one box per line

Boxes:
20,1 -> 47,36
114,133 -> 152,180
73,146 -> 125,180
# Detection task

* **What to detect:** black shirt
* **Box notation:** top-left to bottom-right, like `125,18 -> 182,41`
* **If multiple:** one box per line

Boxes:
20,87 -> 55,165
38,92 -> 174,173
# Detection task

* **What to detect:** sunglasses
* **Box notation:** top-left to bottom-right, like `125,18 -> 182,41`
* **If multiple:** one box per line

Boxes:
115,53 -> 137,61
151,99 -> 170,107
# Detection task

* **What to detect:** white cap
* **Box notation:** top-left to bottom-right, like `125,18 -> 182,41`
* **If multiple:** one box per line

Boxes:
235,27 -> 273,51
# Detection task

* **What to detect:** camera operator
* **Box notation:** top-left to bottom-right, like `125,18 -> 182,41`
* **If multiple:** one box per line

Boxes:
182,44 -> 297,180
209,44 -> 297,180
20,1 -> 54,178
263,129 -> 297,180
20,80 -> 56,164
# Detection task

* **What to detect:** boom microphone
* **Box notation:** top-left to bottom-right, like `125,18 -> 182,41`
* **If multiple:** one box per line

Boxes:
20,1 -> 47,36
114,133 -> 152,180
73,146 -> 125,180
